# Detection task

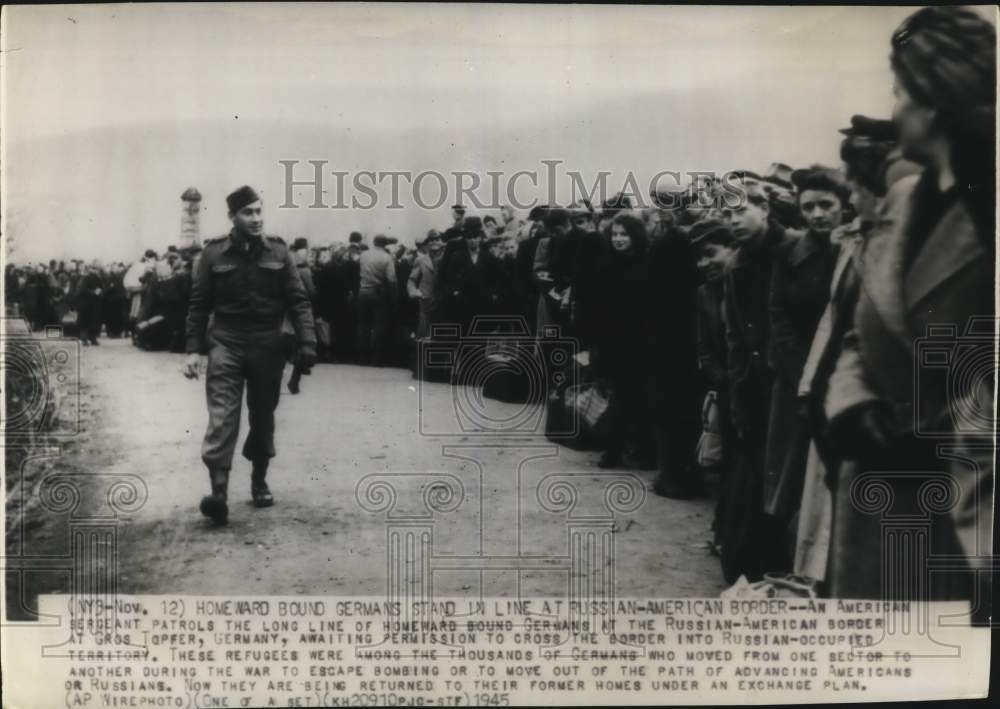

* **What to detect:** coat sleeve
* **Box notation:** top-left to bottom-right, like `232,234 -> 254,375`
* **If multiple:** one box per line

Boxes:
696,289 -> 726,389
385,255 -> 398,300
300,267 -> 317,302
282,250 -> 317,353
823,327 -> 879,424
722,268 -> 748,433
513,241 -> 534,308
407,260 -> 423,298
768,253 -> 806,383
946,377 -> 995,564
185,251 -> 213,354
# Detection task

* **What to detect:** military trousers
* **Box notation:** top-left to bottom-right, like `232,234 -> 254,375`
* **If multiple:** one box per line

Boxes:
201,327 -> 285,471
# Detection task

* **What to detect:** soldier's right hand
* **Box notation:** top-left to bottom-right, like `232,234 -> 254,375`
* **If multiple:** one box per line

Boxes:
183,353 -> 204,380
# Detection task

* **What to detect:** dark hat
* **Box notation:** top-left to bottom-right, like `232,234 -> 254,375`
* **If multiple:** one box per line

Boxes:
543,208 -> 571,230
462,216 -> 484,238
386,236 -> 399,245
601,192 -> 634,211
528,205 -> 549,221
167,245 -> 178,253
483,215 -> 497,225
729,170 -> 763,184
226,185 -> 261,213
451,203 -> 467,212
839,119 -> 903,197
762,163 -> 795,191
791,165 -> 852,204
292,237 -> 309,251
688,218 -> 735,249
348,231 -> 364,244
426,228 -> 441,240
144,249 -> 158,259
649,181 -> 687,206
373,234 -> 390,247
839,115 -> 898,141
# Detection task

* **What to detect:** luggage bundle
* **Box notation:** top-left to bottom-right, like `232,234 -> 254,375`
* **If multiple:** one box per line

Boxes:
544,351 -> 610,450
479,339 -> 542,405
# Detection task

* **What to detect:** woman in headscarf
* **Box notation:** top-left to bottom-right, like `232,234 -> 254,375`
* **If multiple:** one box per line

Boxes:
822,6 -> 995,613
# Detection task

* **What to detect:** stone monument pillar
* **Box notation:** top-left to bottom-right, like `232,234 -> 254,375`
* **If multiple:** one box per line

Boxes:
180,187 -> 202,247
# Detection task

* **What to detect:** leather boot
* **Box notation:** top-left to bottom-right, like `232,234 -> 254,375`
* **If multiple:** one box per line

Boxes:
251,462 -> 274,508
199,468 -> 229,524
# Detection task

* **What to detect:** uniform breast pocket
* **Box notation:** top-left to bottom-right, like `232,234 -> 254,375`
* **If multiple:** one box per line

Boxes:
211,263 -> 240,298
256,261 -> 284,297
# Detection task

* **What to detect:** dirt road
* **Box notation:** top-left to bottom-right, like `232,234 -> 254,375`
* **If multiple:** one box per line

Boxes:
10,337 -> 725,607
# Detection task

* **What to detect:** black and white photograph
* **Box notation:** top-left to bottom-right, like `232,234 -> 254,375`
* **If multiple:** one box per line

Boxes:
2,3 -> 996,707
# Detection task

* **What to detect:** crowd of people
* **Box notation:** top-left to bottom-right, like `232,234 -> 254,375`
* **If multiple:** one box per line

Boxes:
4,7 -> 993,607
5,248 -> 197,351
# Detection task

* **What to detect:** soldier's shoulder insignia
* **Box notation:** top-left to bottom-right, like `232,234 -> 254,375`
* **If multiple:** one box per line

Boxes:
203,235 -> 228,246
265,235 -> 286,245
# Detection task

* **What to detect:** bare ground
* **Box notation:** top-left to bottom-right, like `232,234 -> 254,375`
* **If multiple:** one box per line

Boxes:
7,337 -> 725,614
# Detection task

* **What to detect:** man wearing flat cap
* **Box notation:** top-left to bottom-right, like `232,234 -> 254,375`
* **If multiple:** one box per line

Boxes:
184,185 -> 316,524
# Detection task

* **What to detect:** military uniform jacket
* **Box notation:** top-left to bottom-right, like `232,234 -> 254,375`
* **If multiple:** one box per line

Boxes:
185,231 -> 316,355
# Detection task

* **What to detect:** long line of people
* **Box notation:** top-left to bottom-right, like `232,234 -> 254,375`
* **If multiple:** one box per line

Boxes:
4,7 -> 992,606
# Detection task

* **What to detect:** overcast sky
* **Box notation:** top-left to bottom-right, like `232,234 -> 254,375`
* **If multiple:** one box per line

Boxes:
1,3 -> 958,261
